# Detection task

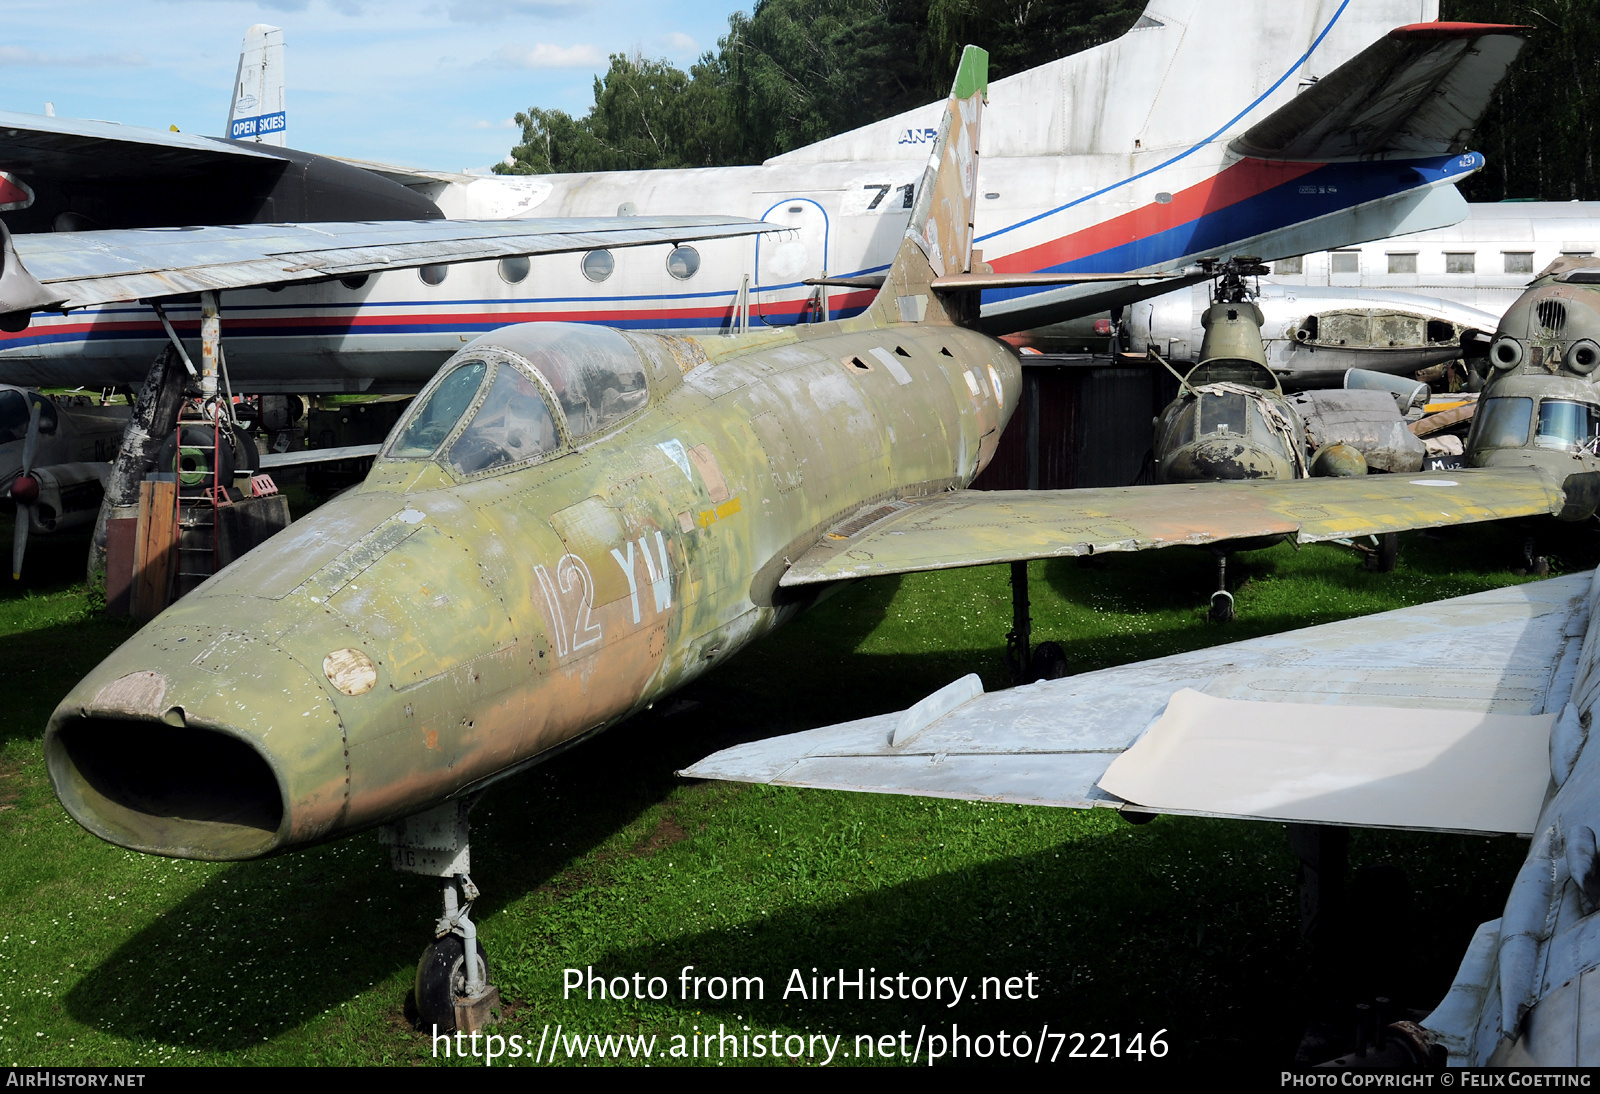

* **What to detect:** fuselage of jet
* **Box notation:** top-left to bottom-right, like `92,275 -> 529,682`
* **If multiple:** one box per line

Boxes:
44,316 -> 1019,857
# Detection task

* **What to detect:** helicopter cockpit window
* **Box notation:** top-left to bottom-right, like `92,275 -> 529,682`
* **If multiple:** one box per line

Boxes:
1535,400 -> 1600,452
1200,391 -> 1249,436
1475,396 -> 1534,449
485,324 -> 650,442
0,389 -> 29,444
386,360 -> 488,458
1244,398 -> 1276,443
448,362 -> 561,475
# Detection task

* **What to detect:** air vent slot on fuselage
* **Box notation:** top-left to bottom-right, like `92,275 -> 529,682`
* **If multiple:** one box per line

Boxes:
1537,299 -> 1569,333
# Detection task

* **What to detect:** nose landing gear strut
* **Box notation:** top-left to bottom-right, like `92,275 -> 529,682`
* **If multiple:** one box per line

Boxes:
380,797 -> 502,1035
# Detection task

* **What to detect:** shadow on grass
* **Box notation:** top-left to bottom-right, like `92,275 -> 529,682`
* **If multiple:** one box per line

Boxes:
551,814 -> 1524,1066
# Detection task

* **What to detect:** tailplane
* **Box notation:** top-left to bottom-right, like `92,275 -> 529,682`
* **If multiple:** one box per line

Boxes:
226,25 -> 287,146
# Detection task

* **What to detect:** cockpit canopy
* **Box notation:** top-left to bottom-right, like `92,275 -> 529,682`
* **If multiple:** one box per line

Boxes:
383,323 -> 651,476
1472,394 -> 1600,454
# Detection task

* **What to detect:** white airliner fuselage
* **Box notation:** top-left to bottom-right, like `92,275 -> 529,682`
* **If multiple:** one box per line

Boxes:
0,0 -> 1502,393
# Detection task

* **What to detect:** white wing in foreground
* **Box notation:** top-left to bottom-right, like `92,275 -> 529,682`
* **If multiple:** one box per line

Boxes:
684,571 -> 1593,837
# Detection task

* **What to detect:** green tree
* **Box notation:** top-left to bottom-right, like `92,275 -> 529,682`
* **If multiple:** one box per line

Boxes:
1441,0 -> 1600,201
500,54 -> 736,173
498,0 -> 1145,175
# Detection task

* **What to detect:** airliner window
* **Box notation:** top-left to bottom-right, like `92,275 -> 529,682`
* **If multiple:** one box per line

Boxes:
582,250 -> 614,282
387,360 -> 487,458
1200,392 -> 1248,436
499,256 -> 530,285
1536,400 -> 1600,452
1475,397 -> 1533,449
666,245 -> 700,280
448,363 -> 561,475
0,389 -> 27,444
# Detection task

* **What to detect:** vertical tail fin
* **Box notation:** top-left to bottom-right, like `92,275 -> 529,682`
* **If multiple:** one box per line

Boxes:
868,45 -> 987,326
226,25 -> 287,146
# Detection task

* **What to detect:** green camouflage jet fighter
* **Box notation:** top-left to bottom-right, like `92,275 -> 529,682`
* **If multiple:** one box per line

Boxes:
41,47 -> 1597,1031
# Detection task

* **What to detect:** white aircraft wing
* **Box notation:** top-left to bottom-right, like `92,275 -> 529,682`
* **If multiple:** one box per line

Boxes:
1229,23 -> 1526,161
0,215 -> 778,313
684,571 -> 1592,837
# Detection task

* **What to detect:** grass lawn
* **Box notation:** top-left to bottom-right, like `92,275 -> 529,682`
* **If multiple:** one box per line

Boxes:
0,510 -> 1583,1068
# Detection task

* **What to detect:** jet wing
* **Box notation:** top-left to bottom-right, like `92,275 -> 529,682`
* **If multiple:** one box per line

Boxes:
684,570 -> 1592,837
1228,23 -> 1526,161
779,468 -> 1567,587
3,216 -> 778,312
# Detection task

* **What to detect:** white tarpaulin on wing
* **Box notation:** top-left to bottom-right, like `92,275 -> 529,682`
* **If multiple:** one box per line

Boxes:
1097,688 -> 1554,835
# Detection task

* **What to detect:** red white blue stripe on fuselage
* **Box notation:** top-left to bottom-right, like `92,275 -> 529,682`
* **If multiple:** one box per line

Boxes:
983,152 -> 1484,298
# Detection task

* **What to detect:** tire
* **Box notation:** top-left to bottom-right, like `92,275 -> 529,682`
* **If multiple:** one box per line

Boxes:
154,423 -> 237,497
1209,591 -> 1235,624
231,425 -> 260,474
415,934 -> 491,1034
1029,641 -> 1068,681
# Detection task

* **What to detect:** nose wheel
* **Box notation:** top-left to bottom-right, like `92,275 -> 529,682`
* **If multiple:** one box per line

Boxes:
380,797 -> 502,1035
1209,590 -> 1235,624
414,877 -> 496,1035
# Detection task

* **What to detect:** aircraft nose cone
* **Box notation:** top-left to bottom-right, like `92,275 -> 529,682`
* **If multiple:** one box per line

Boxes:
45,616 -> 350,860
10,474 -> 38,504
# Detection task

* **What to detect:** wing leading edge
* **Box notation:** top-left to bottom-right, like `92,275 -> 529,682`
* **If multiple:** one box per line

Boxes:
779,469 -> 1569,587
684,570 -> 1594,837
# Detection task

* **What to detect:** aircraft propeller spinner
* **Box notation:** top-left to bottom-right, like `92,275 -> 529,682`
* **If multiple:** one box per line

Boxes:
10,400 -> 41,579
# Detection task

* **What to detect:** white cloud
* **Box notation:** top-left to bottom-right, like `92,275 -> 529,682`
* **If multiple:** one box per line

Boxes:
494,42 -> 605,69
663,31 -> 697,54
470,117 -> 518,129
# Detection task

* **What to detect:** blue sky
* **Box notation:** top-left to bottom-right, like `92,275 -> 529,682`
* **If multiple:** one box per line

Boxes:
0,0 -> 744,171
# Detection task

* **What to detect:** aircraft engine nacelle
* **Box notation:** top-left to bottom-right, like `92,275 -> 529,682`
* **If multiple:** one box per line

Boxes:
19,461 -> 109,534
1484,273 -> 1600,381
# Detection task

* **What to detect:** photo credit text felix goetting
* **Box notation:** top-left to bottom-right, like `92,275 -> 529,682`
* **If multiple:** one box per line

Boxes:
429,965 -> 1169,1065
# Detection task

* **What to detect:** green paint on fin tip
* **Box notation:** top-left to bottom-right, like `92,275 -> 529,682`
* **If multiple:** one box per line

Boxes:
952,45 -> 988,101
